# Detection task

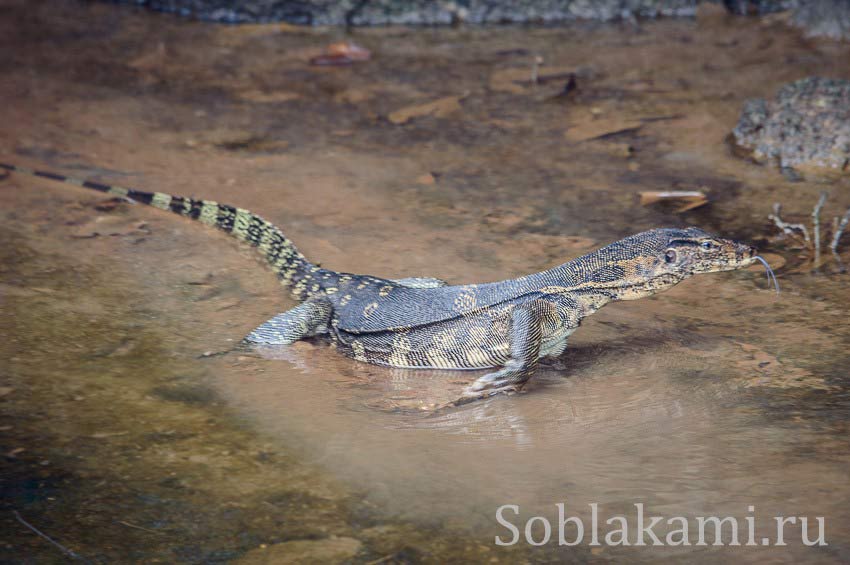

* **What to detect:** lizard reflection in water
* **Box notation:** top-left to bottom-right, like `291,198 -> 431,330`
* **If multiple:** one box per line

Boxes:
1,162 -> 778,402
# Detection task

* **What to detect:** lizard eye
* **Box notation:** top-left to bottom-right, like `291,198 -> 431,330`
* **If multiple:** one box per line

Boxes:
665,249 -> 678,263
700,241 -> 715,250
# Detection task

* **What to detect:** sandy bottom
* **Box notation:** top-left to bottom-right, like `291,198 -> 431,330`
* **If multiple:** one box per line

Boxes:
1,2 -> 849,562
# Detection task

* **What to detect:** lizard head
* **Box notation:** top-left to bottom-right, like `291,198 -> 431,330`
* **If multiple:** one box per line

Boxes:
602,227 -> 759,300
659,227 -> 758,275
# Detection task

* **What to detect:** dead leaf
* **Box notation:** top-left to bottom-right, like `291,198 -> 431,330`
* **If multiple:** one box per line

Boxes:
222,22 -> 301,38
214,298 -> 242,311
564,118 -> 643,142
310,42 -> 371,66
71,216 -> 150,238
94,198 -> 128,212
89,431 -> 129,439
416,173 -> 436,186
235,90 -> 300,103
490,68 -> 534,94
639,191 -> 708,212
388,94 -> 466,125
334,88 -> 374,104
0,386 -> 13,397
482,210 -> 527,232
489,66 -> 575,94
128,42 -> 167,72
184,129 -> 289,153
327,42 -> 370,61
214,136 -> 289,153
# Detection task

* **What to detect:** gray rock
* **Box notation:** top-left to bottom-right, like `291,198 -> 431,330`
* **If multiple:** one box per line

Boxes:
113,0 -> 705,25
722,0 -> 793,15
731,77 -> 850,177
110,0 -> 821,25
792,0 -> 850,41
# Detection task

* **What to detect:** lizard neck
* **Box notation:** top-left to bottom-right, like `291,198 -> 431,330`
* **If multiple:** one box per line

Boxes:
516,231 -> 690,317
528,242 -> 670,313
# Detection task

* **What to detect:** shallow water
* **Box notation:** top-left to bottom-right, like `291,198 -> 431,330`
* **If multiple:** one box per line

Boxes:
1,1 -> 849,563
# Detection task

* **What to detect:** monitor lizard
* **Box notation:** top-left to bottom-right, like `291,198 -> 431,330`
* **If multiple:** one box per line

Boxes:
1,162 -> 778,402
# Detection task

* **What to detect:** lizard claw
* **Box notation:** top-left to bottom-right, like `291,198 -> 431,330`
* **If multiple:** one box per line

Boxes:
452,383 -> 522,406
426,384 -> 523,413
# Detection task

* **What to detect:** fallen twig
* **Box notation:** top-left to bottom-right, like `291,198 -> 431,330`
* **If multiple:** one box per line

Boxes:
830,207 -> 850,272
530,55 -> 543,84
118,520 -> 165,535
13,510 -> 88,562
812,192 -> 828,268
829,207 -> 850,253
366,554 -> 399,565
768,202 -> 810,244
639,190 -> 708,212
768,194 -> 850,273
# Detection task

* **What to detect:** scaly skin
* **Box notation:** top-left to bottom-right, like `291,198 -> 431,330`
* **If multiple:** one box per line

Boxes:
1,162 -> 759,401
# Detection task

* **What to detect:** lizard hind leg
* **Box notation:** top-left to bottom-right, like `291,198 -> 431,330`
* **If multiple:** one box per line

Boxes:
243,298 -> 333,345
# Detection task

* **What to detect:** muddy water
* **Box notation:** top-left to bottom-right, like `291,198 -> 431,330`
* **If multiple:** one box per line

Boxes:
1,1 -> 850,563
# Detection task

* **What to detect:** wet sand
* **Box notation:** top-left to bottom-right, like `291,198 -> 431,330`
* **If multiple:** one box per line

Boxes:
1,1 -> 849,562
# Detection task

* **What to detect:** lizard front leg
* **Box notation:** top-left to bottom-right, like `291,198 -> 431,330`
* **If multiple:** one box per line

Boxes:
243,297 -> 333,345
463,301 -> 545,399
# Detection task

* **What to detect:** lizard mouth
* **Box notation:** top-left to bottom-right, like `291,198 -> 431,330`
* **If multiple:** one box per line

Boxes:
616,272 -> 684,296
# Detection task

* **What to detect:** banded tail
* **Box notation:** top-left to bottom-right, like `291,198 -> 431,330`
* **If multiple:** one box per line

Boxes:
0,162 -> 335,301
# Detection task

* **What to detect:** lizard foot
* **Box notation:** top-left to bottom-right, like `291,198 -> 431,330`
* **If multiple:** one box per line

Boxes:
449,383 -> 522,407
466,361 -> 530,392
454,363 -> 529,405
